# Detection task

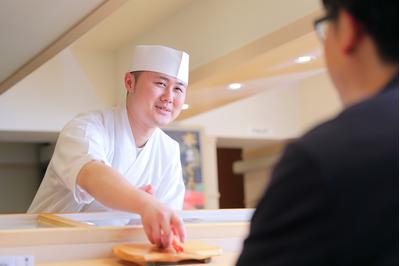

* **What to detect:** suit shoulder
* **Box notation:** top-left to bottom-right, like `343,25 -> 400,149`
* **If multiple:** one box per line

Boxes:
302,89 -> 397,144
298,88 -> 398,161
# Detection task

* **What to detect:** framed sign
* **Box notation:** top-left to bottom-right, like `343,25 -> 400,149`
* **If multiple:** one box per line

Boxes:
163,127 -> 204,209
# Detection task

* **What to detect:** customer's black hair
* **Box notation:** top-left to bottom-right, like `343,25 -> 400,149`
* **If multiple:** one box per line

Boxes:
322,0 -> 398,63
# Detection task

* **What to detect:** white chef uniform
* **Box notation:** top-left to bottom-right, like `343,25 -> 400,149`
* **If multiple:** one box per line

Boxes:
28,104 -> 185,213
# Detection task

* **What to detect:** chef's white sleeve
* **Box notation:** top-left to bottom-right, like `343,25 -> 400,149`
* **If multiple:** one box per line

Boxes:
51,115 -> 111,204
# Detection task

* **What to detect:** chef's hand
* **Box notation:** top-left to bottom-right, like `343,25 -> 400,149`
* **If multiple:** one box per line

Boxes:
139,184 -> 153,194
139,197 -> 185,248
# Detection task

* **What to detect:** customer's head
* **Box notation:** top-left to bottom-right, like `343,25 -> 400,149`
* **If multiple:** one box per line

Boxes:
315,0 -> 398,105
322,0 -> 398,63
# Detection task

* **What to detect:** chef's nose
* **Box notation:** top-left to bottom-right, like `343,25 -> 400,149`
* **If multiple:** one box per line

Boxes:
161,88 -> 173,103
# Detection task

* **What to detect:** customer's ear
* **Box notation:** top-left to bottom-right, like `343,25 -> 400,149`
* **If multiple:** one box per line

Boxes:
338,10 -> 365,55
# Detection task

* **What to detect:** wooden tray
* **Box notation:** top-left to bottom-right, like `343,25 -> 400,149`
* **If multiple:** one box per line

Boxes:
113,241 -> 222,265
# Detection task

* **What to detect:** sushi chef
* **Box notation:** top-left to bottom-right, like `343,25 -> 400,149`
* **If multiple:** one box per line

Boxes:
28,45 -> 189,248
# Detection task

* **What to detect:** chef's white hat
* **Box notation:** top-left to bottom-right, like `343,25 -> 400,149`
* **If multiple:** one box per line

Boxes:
130,45 -> 189,85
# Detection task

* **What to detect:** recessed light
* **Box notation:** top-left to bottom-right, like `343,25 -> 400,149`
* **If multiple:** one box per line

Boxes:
294,55 -> 316,64
182,103 -> 189,110
228,83 -> 242,90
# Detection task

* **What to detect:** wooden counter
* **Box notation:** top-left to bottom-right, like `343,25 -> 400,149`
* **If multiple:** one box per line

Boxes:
38,253 -> 239,266
0,209 -> 252,266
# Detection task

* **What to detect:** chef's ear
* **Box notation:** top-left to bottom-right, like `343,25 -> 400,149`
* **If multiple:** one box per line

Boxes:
124,72 -> 135,93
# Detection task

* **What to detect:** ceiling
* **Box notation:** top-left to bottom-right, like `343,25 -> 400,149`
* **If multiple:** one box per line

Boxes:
75,0 -> 194,51
0,0 -> 196,95
177,8 -> 325,119
0,0 -> 101,84
0,0 -> 126,95
181,31 -> 325,120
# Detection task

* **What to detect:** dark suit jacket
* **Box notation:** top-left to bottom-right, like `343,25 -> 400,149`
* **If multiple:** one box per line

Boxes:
237,75 -> 399,266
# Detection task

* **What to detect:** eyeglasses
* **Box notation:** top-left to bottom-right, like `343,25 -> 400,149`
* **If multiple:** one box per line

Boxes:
314,14 -> 333,42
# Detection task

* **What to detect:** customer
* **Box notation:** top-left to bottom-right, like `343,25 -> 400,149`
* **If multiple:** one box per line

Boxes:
237,0 -> 398,265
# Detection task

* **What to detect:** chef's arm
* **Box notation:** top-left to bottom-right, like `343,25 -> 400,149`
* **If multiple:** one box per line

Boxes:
76,160 -> 185,247
77,160 -> 151,212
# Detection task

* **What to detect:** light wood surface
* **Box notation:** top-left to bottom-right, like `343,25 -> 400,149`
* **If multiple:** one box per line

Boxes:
38,252 -> 239,266
37,214 -> 92,228
113,241 -> 222,265
0,210 -> 249,265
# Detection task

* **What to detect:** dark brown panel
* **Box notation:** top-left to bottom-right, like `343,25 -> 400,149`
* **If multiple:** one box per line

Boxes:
217,148 -> 244,208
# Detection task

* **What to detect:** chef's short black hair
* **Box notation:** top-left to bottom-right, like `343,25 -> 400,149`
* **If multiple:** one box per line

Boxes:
130,71 -> 143,83
322,0 -> 398,63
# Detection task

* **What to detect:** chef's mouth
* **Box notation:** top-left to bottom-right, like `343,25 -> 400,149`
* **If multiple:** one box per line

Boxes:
155,105 -> 172,113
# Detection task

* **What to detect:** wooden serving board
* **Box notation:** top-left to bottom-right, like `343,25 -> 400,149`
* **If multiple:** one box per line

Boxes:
112,241 -> 222,265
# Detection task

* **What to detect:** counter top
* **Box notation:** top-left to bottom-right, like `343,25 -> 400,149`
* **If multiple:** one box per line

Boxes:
0,209 -> 251,266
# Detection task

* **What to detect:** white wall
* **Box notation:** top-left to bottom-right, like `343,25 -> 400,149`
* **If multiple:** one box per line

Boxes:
0,46 -> 116,133
299,72 -> 342,133
201,135 -> 220,209
180,72 -> 342,141
180,84 -> 302,140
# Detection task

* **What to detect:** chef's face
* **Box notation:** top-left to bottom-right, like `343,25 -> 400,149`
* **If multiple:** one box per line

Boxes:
126,71 -> 187,128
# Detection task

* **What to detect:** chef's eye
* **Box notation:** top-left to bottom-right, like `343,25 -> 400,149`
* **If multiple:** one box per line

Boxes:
156,82 -> 167,87
175,87 -> 184,93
